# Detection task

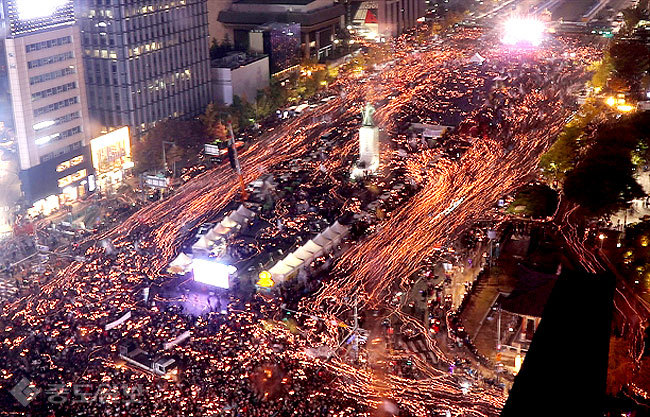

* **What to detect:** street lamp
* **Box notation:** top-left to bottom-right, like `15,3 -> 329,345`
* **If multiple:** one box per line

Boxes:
599,233 -> 606,250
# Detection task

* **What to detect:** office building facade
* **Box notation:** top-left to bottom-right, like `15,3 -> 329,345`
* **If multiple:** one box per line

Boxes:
75,0 -> 212,137
0,0 -> 94,209
218,0 -> 344,63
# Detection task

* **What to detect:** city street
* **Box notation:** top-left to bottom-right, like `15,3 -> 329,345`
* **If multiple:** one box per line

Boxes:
0,0 -> 641,416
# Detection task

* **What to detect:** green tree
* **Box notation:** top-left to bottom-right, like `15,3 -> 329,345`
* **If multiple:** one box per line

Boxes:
539,104 -> 598,182
231,95 -> 255,129
133,136 -> 162,174
210,35 -> 234,60
590,53 -> 613,89
564,125 -> 645,216
508,184 -> 559,218
166,144 -> 185,177
132,119 -> 206,174
609,40 -> 650,89
268,79 -> 289,109
622,6 -> 647,33
201,103 -> 230,142
254,90 -> 274,119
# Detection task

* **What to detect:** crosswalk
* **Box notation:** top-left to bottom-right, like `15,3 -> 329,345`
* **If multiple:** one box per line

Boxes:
395,338 -> 439,364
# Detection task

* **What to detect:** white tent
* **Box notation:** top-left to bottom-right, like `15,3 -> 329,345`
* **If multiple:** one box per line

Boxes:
325,222 -> 349,246
170,252 -> 192,267
267,219 -> 349,283
293,247 -> 315,264
204,229 -> 221,242
211,223 -> 231,236
313,233 -> 334,251
469,53 -> 484,64
302,240 -> 324,258
168,252 -> 193,274
330,221 -> 348,235
283,253 -> 304,268
235,205 -> 256,220
220,217 -> 239,229
269,261 -> 294,282
228,211 -> 248,225
321,227 -> 343,244
192,236 -> 212,252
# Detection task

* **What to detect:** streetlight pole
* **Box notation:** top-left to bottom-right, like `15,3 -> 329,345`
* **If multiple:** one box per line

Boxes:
162,141 -> 175,173
496,304 -> 502,383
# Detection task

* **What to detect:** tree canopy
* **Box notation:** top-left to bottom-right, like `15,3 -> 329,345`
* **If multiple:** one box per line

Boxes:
563,114 -> 650,216
133,119 -> 207,174
508,184 -> 559,218
609,40 -> 650,90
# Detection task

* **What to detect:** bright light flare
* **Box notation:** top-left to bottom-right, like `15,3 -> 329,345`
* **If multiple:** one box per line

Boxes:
617,104 -> 634,112
14,0 -> 70,20
502,17 -> 545,47
192,259 -> 235,288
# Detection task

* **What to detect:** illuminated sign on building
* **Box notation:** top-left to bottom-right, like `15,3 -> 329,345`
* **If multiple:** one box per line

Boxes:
14,0 -> 69,20
57,168 -> 86,188
3,0 -> 75,36
90,126 -> 131,174
144,175 -> 169,189
55,155 -> 83,172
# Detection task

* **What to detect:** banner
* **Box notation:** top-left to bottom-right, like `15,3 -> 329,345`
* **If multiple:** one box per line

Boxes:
105,311 -> 131,331
204,143 -> 221,156
164,330 -> 190,350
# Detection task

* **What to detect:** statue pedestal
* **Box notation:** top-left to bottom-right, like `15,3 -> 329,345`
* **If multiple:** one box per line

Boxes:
352,125 -> 379,178
359,125 -> 379,169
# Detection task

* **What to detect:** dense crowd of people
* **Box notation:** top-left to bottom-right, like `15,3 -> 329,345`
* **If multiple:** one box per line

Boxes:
0,19 -> 603,417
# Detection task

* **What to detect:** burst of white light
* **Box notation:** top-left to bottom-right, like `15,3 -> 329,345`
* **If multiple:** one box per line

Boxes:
14,0 -> 69,20
502,17 -> 545,47
192,259 -> 235,289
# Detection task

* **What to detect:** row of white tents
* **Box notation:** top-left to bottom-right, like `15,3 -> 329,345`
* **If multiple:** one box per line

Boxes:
268,220 -> 349,283
191,204 -> 256,254
167,204 -> 256,274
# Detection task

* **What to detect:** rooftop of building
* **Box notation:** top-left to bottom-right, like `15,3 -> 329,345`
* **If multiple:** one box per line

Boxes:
219,0 -> 343,27
498,264 -> 558,318
235,0 -> 316,4
211,52 -> 268,70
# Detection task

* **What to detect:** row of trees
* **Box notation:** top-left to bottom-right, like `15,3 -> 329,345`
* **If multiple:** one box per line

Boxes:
132,55 -> 340,175
563,113 -> 650,216
539,102 -> 600,182
538,6 -> 650,217
132,120 -> 207,175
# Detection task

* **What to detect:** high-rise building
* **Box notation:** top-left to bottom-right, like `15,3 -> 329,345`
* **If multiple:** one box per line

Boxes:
0,0 -> 94,210
75,0 -> 212,137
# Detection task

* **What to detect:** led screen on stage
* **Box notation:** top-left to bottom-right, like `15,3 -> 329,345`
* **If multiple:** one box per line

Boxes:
192,259 -> 235,289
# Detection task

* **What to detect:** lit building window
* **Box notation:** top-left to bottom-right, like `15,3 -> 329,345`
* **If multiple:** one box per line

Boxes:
57,169 -> 87,188
56,155 -> 84,172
